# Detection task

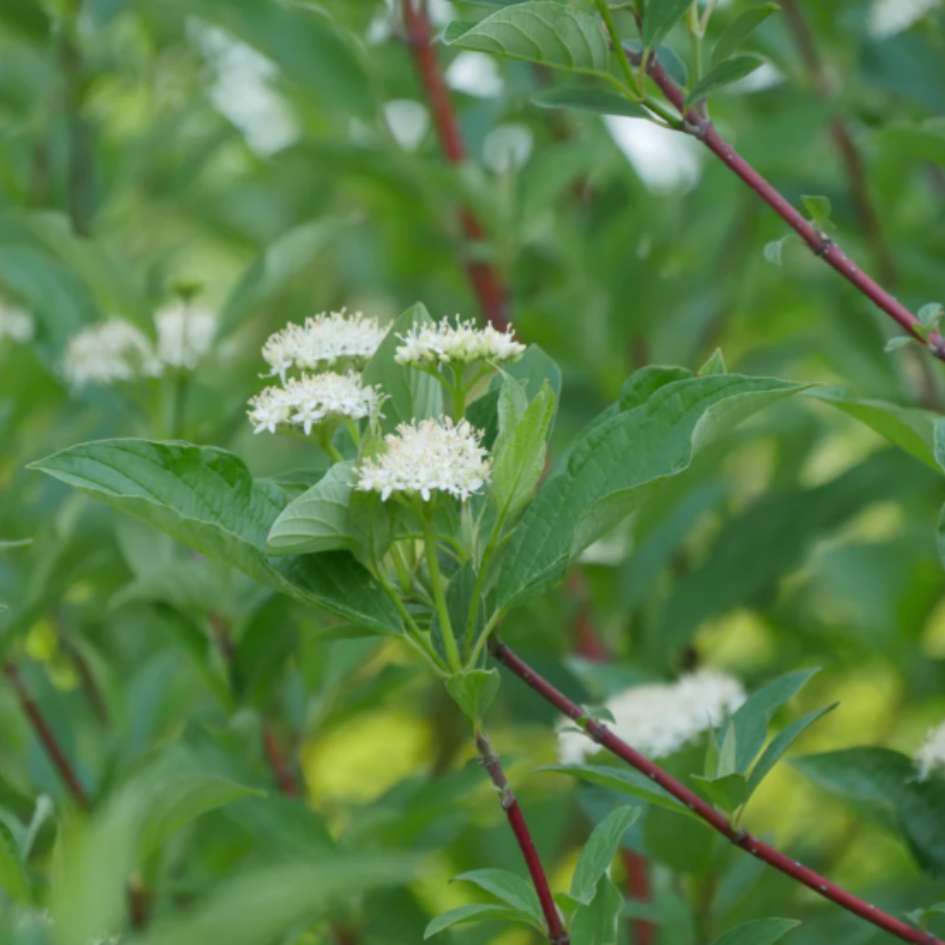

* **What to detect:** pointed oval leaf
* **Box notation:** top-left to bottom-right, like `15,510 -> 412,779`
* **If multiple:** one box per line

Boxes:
691,773 -> 748,814
746,704 -> 837,798
445,670 -> 501,725
140,775 -> 264,860
643,0 -> 694,50
686,56 -> 764,107
267,461 -> 355,556
532,86 -> 650,118
711,918 -> 800,945
712,4 -> 780,67
570,876 -> 623,945
445,4 -> 611,76
570,806 -> 640,905
537,765 -> 701,822
31,439 -> 401,635
424,904 -> 534,939
454,868 -> 543,926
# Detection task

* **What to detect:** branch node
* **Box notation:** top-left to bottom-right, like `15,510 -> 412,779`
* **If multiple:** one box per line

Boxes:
682,118 -> 709,141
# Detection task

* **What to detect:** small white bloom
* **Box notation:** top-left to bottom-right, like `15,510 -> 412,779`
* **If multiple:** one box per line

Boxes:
248,371 -> 382,435
355,417 -> 490,502
557,671 -> 746,764
0,302 -> 34,344
869,0 -> 940,38
394,316 -> 526,367
262,310 -> 387,381
384,99 -> 430,151
63,320 -> 160,388
915,720 -> 945,780
483,123 -> 534,174
155,303 -> 217,370
446,52 -> 504,98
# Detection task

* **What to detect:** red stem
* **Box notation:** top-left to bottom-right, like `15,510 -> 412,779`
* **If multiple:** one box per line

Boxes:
490,639 -> 941,945
3,661 -> 90,810
402,0 -> 510,332
476,732 -> 569,944
630,48 -> 945,359
262,724 -> 298,798
622,849 -> 654,945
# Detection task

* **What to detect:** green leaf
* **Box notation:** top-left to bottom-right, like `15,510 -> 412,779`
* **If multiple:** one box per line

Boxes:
445,670 -> 501,726
453,869 -> 543,927
791,747 -> 914,832
712,4 -> 780,67
698,348 -> 727,376
686,56 -> 764,107
919,302 -> 944,329
219,219 -> 347,335
570,806 -> 640,905
141,854 -> 417,945
363,303 -> 442,432
728,669 -> 819,773
492,381 -> 556,518
267,461 -> 355,556
532,86 -> 650,119
710,918 -> 800,945
140,775 -> 264,860
424,904 -> 534,939
497,373 -> 808,610
801,194 -> 833,229
764,238 -> 787,265
644,0 -> 694,50
810,388 -> 939,470
347,489 -> 395,570
570,876 -> 623,945
444,4 -> 611,77
746,704 -> 837,798
538,765 -> 701,821
0,821 -> 31,904
905,902 -> 945,931
691,773 -> 748,813
31,439 -> 401,636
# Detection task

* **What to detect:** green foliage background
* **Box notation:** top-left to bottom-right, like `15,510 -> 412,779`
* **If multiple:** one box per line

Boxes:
2,0 -> 945,943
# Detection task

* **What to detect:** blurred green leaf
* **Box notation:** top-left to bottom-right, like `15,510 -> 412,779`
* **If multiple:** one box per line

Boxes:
644,0 -> 693,50
453,868 -> 543,926
0,821 -> 31,905
445,669 -> 500,725
532,86 -> 650,119
712,4 -> 780,67
424,903 -> 533,939
710,918 -> 800,945
570,875 -> 623,945
686,57 -> 764,107
691,773 -> 747,813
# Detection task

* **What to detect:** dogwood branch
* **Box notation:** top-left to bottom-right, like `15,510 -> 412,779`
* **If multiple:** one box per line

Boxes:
490,638 -> 942,945
620,44 -> 945,360
401,0 -> 510,332
476,732 -> 569,944
3,661 -> 90,810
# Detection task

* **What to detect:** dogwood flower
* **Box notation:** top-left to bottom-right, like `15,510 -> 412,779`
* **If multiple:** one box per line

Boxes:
394,317 -> 525,367
262,310 -> 386,381
0,303 -> 34,344
154,303 -> 217,370
247,371 -> 382,435
557,670 -> 746,765
63,320 -> 161,388
915,720 -> 945,780
354,417 -> 490,502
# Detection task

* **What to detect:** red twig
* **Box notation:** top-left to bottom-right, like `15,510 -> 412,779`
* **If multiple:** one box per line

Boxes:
402,0 -> 510,332
627,47 -> 945,359
3,661 -> 90,810
476,732 -> 569,944
490,638 -> 940,945
262,724 -> 298,798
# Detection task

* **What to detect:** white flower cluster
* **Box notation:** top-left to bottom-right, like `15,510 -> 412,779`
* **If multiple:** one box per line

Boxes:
262,310 -> 386,381
558,670 -> 746,764
248,371 -> 382,435
63,305 -> 219,388
915,720 -> 945,780
355,417 -> 490,502
395,316 -> 526,367
63,320 -> 161,388
155,303 -> 217,370
0,302 -> 34,344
